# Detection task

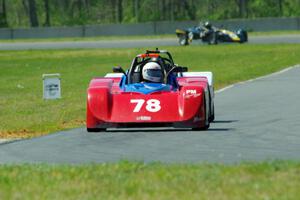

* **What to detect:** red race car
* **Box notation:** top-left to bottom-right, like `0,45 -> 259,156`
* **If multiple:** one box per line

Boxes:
87,49 -> 214,132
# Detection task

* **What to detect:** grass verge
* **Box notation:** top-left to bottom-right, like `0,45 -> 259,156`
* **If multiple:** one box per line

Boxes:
0,161 -> 300,200
1,44 -> 300,138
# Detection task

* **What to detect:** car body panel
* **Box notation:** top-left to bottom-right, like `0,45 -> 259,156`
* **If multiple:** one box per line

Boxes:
88,77 -> 207,121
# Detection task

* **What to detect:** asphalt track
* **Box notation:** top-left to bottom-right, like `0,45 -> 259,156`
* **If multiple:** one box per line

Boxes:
1,65 -> 300,164
0,34 -> 300,50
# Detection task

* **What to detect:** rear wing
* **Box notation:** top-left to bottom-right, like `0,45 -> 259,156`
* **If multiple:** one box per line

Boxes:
182,72 -> 213,87
105,73 -> 123,78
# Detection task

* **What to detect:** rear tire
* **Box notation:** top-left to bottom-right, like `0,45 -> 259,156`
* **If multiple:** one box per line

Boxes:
209,114 -> 215,122
87,128 -> 106,132
192,96 -> 210,130
209,104 -> 215,122
208,87 -> 215,123
208,32 -> 218,45
243,31 -> 248,42
237,29 -> 248,43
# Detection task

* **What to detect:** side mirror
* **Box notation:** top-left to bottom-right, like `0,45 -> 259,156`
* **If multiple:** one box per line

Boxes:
172,66 -> 188,73
181,67 -> 188,72
113,66 -> 126,75
165,66 -> 188,83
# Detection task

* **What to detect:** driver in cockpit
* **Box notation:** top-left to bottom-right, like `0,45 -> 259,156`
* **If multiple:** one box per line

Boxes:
142,62 -> 164,83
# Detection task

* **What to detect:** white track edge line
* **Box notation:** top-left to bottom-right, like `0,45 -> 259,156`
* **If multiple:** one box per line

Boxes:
215,64 -> 300,94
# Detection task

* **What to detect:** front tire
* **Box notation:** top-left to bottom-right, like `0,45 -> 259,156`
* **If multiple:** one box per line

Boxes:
208,32 -> 218,45
192,123 -> 210,131
178,34 -> 189,46
87,128 -> 106,132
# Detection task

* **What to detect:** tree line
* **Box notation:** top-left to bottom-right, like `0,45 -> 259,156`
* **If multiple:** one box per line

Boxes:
0,0 -> 299,28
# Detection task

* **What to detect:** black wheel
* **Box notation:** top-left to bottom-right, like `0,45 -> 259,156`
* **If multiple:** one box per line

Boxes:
208,32 -> 218,45
87,128 -> 106,132
243,31 -> 248,42
192,96 -> 210,130
178,35 -> 189,46
209,114 -> 215,122
208,98 -> 215,122
237,29 -> 248,43
192,123 -> 210,131
208,87 -> 215,123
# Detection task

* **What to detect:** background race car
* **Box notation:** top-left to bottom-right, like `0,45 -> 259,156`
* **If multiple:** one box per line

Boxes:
176,23 -> 248,45
86,49 -> 214,132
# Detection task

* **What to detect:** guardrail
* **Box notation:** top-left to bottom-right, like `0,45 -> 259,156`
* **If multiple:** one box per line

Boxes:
0,17 -> 299,40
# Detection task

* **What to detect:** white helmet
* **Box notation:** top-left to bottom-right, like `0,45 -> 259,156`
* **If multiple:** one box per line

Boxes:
142,62 -> 163,83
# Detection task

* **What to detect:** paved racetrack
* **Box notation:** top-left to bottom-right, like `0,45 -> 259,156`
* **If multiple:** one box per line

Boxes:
0,34 -> 300,50
1,65 -> 300,164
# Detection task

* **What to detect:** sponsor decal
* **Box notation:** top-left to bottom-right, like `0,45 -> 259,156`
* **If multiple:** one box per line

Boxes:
136,116 -> 152,121
186,89 -> 197,94
185,90 -> 201,98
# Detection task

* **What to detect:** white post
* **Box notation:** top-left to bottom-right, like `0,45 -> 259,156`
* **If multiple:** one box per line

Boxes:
43,74 -> 61,99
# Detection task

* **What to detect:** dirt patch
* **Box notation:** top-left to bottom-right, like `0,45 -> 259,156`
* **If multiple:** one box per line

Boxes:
0,130 -> 45,139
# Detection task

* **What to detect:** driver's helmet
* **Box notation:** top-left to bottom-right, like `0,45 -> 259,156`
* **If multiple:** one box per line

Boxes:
142,62 -> 163,83
204,21 -> 212,29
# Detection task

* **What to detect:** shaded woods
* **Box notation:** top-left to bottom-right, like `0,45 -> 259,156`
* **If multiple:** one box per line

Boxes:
0,0 -> 299,28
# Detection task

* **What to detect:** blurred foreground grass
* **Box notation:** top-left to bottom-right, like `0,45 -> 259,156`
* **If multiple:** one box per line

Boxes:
1,44 -> 300,138
0,161 -> 299,200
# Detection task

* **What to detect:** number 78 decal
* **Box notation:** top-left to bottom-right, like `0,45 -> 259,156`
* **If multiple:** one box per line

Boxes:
130,99 -> 161,112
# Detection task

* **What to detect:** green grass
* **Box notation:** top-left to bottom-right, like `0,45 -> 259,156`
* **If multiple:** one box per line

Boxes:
1,44 -> 300,138
0,161 -> 299,200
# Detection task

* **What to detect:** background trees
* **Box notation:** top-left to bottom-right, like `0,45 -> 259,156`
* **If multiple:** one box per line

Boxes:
28,0 -> 39,27
2,0 -> 300,28
0,0 -> 8,27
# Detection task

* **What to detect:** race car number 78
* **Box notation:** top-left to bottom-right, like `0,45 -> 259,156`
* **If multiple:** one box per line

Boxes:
130,99 -> 161,112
